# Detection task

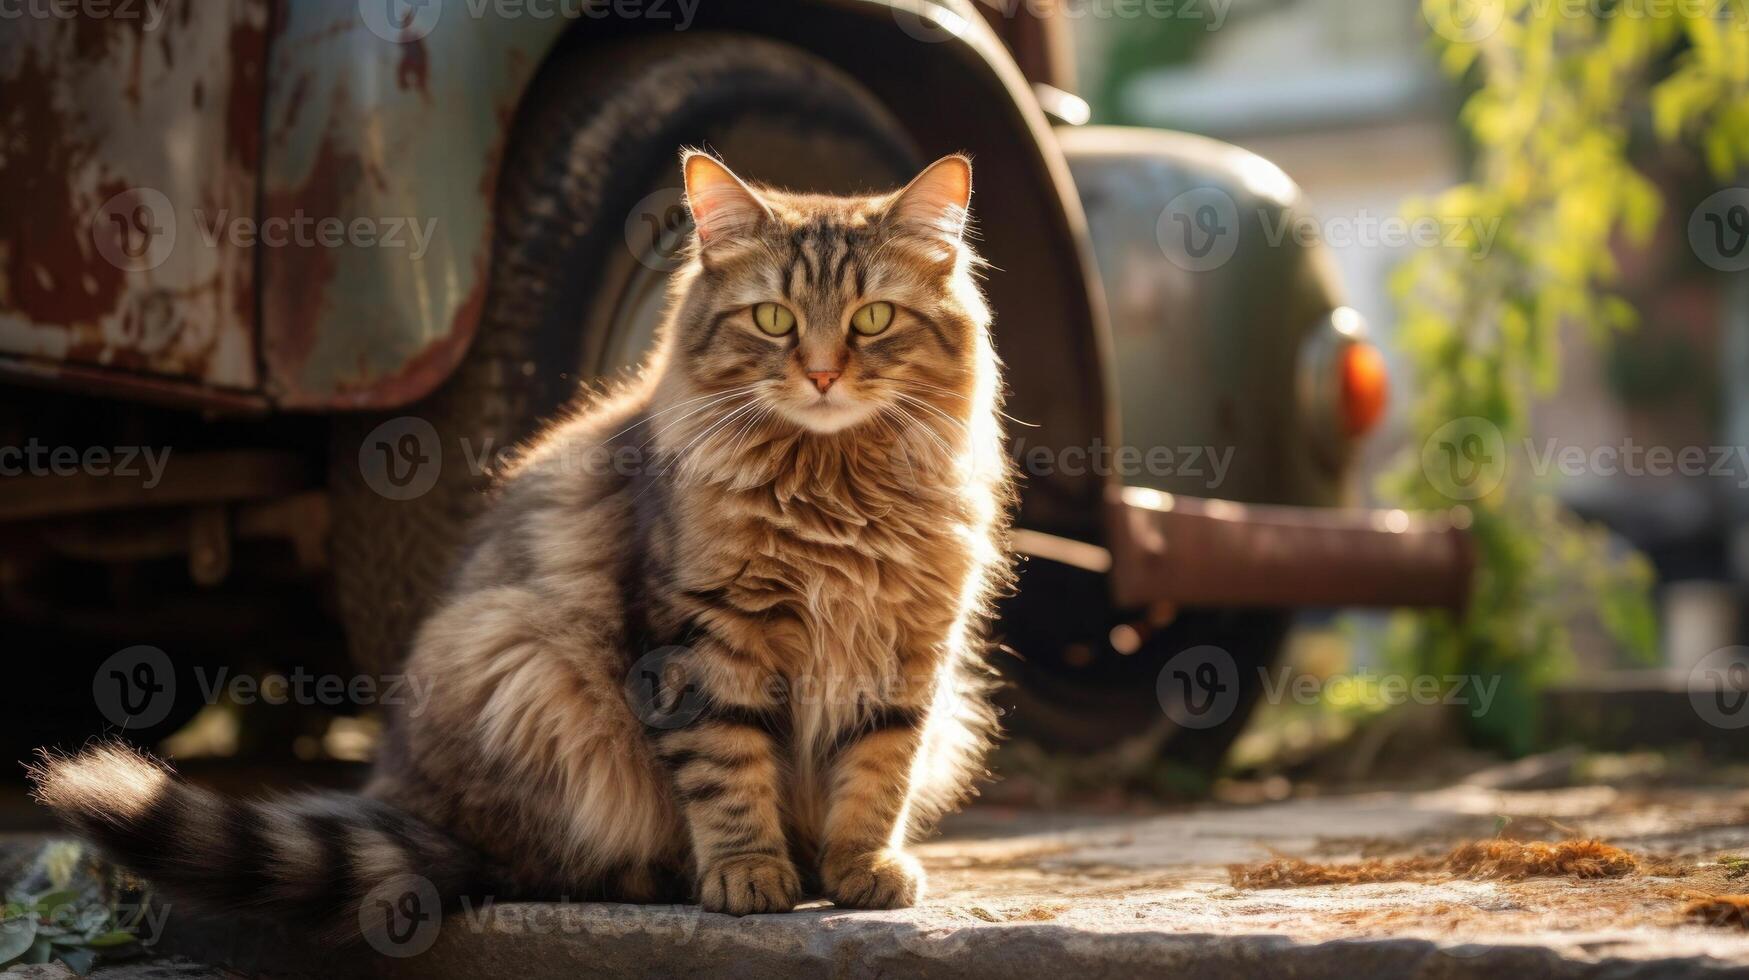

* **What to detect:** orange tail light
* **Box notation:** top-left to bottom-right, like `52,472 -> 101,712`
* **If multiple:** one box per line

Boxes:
1339,341 -> 1389,437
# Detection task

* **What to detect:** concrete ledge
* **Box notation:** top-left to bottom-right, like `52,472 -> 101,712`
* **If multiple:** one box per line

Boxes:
145,778 -> 1749,978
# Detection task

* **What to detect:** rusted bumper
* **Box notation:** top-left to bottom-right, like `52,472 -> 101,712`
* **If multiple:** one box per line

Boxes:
1104,486 -> 1475,613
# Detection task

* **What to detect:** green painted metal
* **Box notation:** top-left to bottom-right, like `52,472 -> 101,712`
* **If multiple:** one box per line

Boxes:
1061,126 -> 1357,508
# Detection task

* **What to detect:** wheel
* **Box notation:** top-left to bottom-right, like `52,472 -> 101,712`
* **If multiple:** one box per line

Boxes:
327,34 -> 920,676
994,558 -> 1292,786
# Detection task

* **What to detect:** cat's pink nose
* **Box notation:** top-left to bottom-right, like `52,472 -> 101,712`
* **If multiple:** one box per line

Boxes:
807,370 -> 841,394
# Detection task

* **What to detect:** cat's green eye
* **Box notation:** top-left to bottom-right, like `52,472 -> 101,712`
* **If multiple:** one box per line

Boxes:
752,303 -> 796,337
851,301 -> 895,336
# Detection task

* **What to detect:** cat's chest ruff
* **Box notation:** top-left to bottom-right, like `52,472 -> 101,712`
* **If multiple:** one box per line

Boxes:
689,486 -> 964,664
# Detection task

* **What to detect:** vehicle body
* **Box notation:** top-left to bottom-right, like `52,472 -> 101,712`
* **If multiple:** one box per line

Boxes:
0,0 -> 1471,765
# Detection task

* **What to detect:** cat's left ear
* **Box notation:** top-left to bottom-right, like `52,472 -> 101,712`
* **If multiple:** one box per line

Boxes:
887,154 -> 972,242
682,151 -> 771,245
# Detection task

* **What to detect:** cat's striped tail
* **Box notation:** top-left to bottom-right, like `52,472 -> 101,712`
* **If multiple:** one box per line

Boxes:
29,743 -> 491,942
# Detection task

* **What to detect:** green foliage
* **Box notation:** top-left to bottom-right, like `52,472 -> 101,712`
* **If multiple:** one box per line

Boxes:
1390,0 -> 1749,751
1,842 -> 152,976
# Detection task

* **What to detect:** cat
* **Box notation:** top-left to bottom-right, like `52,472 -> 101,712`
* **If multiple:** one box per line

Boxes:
32,150 -> 1013,926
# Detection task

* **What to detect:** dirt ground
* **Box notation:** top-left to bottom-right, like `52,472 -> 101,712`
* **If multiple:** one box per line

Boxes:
910,775 -> 1749,964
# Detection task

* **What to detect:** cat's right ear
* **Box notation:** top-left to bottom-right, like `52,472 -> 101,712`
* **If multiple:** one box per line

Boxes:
682,151 -> 771,245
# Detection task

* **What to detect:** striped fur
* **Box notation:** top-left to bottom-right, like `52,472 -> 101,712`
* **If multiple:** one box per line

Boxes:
33,152 -> 1012,924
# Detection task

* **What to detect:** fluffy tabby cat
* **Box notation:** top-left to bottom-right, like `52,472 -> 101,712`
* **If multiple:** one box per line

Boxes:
33,151 -> 1012,925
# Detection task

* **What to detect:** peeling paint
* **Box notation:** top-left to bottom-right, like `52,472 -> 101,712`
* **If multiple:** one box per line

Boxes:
260,8 -> 561,408
0,3 -> 268,389
396,35 -> 429,99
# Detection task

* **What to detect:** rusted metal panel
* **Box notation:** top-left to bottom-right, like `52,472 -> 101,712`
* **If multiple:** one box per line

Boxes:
1106,486 -> 1477,613
0,0 -> 267,389
259,2 -> 560,408
258,0 -> 1118,462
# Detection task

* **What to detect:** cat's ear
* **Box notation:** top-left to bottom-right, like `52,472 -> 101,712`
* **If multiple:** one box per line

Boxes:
887,154 -> 972,241
682,151 -> 771,245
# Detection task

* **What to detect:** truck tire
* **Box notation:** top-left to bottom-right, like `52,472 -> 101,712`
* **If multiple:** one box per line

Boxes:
327,35 -> 919,676
995,557 -> 1292,790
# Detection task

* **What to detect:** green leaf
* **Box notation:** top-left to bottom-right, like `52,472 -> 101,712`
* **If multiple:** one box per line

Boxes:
83,930 -> 137,949
58,946 -> 98,976
29,890 -> 80,916
24,935 -> 52,964
0,917 -> 36,964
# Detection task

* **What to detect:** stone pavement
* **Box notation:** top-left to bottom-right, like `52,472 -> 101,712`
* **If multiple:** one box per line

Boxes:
83,767 -> 1749,978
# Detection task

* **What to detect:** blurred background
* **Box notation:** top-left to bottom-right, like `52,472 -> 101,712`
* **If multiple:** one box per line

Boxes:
1045,0 -> 1749,792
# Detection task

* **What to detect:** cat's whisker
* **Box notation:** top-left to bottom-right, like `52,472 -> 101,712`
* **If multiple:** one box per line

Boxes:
684,400 -> 771,482
596,384 -> 761,446
642,386 -> 763,449
671,399 -> 766,476
886,402 -> 956,460
891,392 -> 972,438
898,380 -> 1031,427
876,407 -> 924,489
725,404 -> 777,463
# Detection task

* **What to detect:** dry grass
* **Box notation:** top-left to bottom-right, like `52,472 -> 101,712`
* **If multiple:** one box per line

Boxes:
1230,839 -> 1639,890
1685,895 -> 1749,930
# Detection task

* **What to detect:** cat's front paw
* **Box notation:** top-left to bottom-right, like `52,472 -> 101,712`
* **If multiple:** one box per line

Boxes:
698,853 -> 802,916
823,848 -> 924,909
